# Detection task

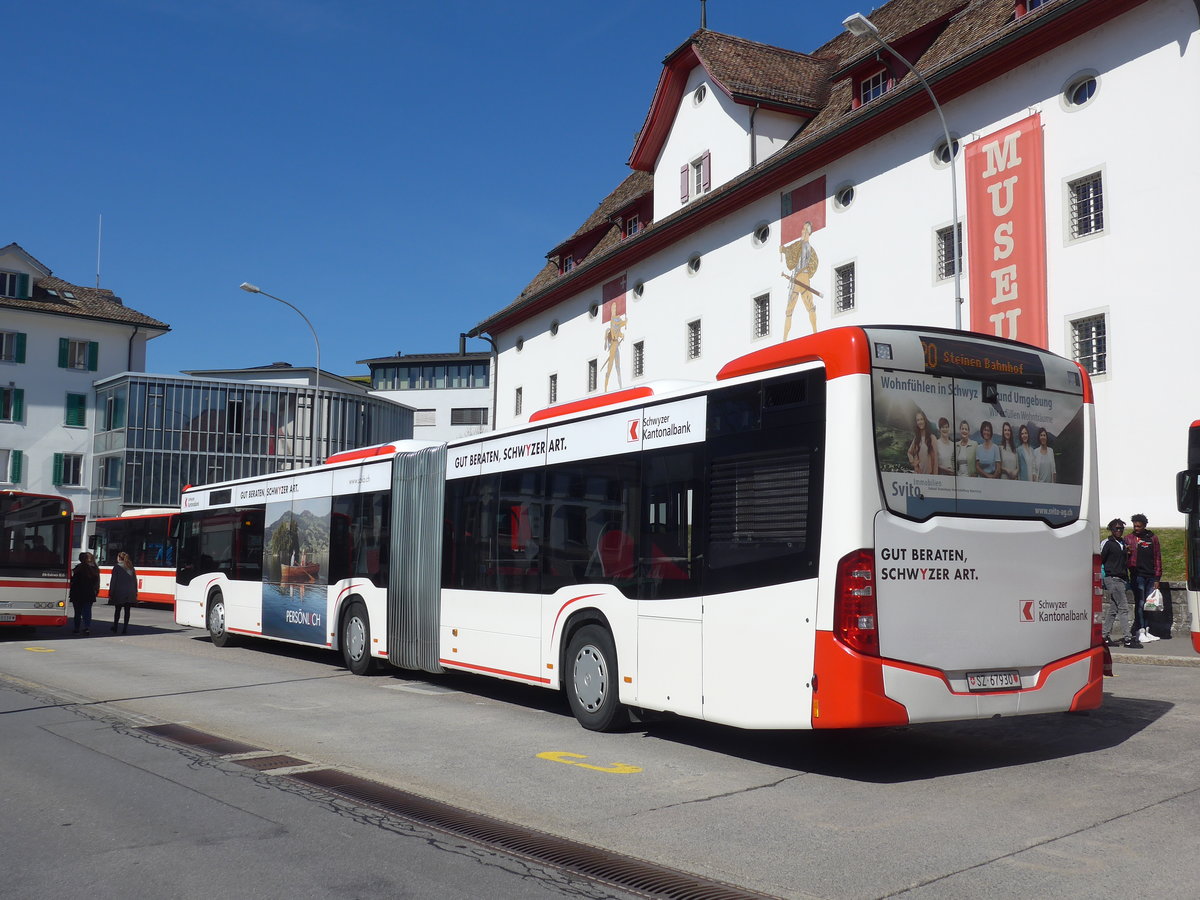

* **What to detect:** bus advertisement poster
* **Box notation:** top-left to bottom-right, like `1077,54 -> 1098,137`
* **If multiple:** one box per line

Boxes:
872,370 -> 1085,524
262,498 -> 330,642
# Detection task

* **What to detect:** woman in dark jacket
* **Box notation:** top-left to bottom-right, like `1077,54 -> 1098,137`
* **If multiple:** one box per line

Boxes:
109,551 -> 138,634
69,552 -> 100,635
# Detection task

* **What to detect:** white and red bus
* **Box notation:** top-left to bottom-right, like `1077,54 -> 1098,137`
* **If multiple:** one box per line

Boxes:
1173,422 -> 1200,653
0,490 -> 73,628
92,508 -> 178,607
176,325 -> 1103,731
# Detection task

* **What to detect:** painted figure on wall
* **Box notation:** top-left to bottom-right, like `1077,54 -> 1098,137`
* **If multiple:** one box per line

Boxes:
781,221 -> 820,339
779,176 -> 826,340
603,299 -> 627,391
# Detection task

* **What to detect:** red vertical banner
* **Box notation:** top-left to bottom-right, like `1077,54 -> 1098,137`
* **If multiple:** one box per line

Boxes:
965,114 -> 1048,347
601,275 -> 626,321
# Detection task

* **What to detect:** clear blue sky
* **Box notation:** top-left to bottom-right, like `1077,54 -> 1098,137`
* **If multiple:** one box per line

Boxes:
8,0 -> 865,378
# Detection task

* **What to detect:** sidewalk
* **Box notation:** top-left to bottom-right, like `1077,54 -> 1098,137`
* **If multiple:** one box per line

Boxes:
1109,630 -> 1200,668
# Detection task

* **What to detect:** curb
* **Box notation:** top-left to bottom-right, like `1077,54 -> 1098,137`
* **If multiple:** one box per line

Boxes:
1108,652 -> 1200,668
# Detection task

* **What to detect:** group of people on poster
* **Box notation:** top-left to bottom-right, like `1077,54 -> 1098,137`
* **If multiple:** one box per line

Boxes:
907,411 -> 1056,483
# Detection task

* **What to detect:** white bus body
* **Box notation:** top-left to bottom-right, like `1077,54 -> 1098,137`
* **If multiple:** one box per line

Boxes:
176,326 -> 1104,730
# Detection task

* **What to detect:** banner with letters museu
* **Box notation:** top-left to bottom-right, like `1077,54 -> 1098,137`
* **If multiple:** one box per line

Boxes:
966,113 -> 1047,349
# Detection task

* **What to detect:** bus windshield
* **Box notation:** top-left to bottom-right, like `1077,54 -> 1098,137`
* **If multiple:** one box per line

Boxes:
0,493 -> 72,574
869,329 -> 1085,525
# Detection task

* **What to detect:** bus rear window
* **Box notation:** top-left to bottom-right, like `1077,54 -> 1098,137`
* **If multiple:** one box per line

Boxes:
872,369 -> 1085,525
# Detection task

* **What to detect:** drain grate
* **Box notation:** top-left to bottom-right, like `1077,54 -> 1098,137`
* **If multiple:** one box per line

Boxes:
291,768 -> 780,900
138,723 -> 779,899
138,723 -> 262,755
233,754 -> 309,771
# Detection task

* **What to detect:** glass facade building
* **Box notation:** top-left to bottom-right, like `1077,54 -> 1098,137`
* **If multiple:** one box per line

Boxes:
90,372 -> 413,518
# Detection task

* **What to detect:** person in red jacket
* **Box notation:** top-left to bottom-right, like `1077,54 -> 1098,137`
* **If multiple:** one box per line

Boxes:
1124,513 -> 1162,644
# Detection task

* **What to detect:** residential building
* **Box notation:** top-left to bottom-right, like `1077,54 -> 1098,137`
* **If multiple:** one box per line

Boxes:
359,350 -> 493,441
0,242 -> 169,533
468,0 -> 1199,522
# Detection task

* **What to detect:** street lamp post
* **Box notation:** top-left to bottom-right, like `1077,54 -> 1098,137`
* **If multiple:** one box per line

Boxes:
843,12 -> 963,330
239,282 -> 322,467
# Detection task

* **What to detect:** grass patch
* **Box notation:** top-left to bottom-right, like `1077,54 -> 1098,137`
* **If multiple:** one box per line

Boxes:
1100,527 -> 1185,583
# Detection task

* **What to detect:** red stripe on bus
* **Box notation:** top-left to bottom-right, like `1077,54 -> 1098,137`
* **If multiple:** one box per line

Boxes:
439,659 -> 552,684
324,445 -> 398,464
717,326 -> 872,382
552,593 -> 605,635
529,387 -> 655,423
1072,362 -> 1094,404
1069,650 -> 1105,712
0,580 -> 69,589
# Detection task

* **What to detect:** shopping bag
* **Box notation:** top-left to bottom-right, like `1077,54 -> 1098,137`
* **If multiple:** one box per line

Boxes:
1144,588 -> 1163,612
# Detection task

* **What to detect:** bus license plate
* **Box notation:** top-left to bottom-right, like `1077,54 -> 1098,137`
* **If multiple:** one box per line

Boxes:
0,614 -> 16,622
966,670 -> 1020,692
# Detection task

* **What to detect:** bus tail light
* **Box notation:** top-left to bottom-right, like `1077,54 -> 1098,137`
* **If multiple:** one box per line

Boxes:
1091,553 -> 1104,648
835,548 -> 878,656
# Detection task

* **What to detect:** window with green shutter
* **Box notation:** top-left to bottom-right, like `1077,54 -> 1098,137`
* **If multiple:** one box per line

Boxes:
9,449 -> 21,484
60,338 -> 98,371
66,393 -> 88,427
0,331 -> 25,362
0,387 -> 22,422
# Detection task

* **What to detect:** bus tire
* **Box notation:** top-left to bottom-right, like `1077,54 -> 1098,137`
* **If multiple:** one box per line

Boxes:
565,625 -> 628,732
207,593 -> 233,648
341,601 -> 375,676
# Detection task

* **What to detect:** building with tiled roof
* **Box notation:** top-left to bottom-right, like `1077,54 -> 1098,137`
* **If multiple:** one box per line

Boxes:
0,242 -> 170,532
468,0 -> 1198,522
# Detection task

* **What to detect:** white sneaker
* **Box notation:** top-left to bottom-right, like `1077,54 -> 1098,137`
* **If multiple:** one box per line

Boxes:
1142,629 -> 1161,642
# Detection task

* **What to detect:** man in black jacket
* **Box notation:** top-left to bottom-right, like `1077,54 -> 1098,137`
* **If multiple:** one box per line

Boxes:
1100,518 -> 1138,648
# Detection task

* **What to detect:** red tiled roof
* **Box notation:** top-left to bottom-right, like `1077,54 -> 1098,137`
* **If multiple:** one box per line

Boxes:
1,275 -> 169,331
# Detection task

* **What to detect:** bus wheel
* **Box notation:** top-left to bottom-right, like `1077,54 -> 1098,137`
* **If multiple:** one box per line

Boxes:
207,593 -> 233,648
565,625 -> 628,732
341,602 -> 375,676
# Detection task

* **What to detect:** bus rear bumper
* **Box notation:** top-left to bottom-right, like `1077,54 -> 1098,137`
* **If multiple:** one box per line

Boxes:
813,632 -> 1103,727
0,614 -> 67,628
882,648 -> 1103,723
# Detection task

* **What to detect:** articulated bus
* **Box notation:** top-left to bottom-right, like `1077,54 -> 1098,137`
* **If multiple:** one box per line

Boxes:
92,508 -> 179,607
1173,422 -> 1200,653
0,491 -> 73,628
175,325 -> 1103,731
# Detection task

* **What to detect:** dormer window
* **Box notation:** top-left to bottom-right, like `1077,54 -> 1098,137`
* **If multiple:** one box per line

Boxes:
0,271 -> 31,300
562,255 -> 575,274
624,214 -> 640,238
680,151 -> 712,204
1016,0 -> 1048,16
859,69 -> 890,105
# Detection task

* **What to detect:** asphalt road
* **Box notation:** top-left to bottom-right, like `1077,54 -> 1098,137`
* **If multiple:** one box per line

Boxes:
3,606 -> 1200,899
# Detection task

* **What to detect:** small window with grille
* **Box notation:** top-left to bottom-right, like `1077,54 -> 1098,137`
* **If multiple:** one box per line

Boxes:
1071,314 -> 1107,375
686,320 -> 701,360
587,359 -> 597,392
514,387 -> 523,417
753,294 -> 770,338
834,263 -> 856,314
633,341 -> 645,377
1068,172 -> 1104,239
935,224 -> 962,281
548,373 -> 558,404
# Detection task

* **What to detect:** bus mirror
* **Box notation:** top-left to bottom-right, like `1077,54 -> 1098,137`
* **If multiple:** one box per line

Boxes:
1177,471 -> 1194,514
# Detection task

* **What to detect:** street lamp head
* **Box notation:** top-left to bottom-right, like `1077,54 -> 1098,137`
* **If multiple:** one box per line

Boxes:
239,282 -> 261,294
842,13 -> 880,38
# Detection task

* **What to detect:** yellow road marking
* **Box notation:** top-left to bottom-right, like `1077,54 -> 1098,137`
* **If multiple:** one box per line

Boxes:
24,647 -> 56,653
536,751 -> 641,774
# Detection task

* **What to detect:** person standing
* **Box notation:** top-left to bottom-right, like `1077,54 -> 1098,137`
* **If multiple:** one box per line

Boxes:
69,552 -> 100,635
1124,513 -> 1162,644
1100,519 -> 1136,648
109,551 -> 138,634
955,420 -> 977,478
